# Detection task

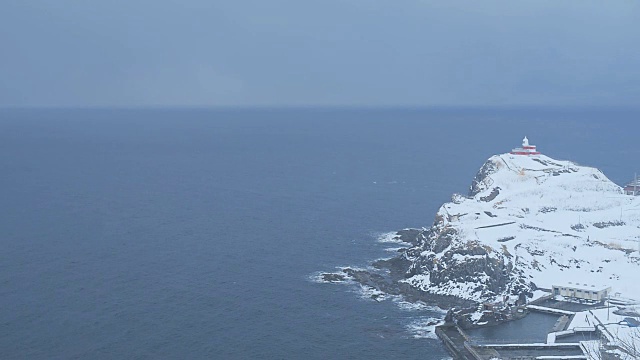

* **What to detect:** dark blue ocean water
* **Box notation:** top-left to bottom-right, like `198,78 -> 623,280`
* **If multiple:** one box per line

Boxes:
0,108 -> 638,359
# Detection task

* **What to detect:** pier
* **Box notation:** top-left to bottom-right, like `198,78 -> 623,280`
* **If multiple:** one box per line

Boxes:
435,321 -> 587,360
435,325 -> 478,360
435,300 -> 601,359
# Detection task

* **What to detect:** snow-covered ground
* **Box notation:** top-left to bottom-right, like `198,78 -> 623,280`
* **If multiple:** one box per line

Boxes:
403,153 -> 640,302
567,304 -> 640,360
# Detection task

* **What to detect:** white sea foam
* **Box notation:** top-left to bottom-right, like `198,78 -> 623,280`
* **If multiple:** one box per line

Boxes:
376,231 -> 403,244
384,247 -> 406,253
307,271 -> 351,284
405,316 -> 444,339
338,266 -> 369,272
308,272 -> 325,283
393,299 -> 447,314
355,284 -> 388,302
395,300 -> 430,311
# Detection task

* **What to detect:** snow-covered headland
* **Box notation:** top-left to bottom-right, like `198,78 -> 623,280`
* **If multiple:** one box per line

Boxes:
398,151 -> 640,303
323,148 -> 640,306
319,141 -> 640,358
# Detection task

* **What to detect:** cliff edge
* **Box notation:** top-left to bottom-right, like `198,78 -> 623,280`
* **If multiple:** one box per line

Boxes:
395,153 -> 640,302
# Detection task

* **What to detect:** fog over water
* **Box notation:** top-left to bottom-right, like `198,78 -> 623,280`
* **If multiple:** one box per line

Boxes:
1,1 -> 639,107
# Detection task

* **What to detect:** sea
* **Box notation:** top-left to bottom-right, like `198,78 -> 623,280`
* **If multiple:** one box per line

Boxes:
0,108 -> 638,359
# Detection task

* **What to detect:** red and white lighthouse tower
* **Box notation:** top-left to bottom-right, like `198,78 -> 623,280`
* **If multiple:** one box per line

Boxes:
511,136 -> 540,156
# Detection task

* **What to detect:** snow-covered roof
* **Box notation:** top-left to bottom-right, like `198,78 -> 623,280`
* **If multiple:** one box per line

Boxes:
552,282 -> 611,291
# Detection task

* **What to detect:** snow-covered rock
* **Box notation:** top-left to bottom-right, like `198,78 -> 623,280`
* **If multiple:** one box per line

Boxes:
399,153 -> 640,302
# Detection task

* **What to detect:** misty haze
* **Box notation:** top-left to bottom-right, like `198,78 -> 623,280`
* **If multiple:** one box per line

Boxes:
1,2 -> 639,360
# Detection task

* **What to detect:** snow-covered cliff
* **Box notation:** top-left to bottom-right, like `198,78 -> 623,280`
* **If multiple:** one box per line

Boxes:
399,153 -> 640,302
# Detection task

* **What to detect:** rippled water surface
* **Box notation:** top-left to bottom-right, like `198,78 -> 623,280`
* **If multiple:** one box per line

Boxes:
0,108 -> 637,359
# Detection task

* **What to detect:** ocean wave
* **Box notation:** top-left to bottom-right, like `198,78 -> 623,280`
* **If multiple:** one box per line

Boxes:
405,316 -> 444,339
354,284 -> 388,302
375,231 -> 404,244
393,299 -> 446,314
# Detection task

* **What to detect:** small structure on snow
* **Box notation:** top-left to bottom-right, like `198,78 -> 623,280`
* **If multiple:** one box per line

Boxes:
552,282 -> 611,302
511,136 -> 541,156
624,175 -> 639,196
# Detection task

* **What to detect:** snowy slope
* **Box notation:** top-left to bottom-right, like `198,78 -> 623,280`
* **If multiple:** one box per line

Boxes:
401,153 -> 640,302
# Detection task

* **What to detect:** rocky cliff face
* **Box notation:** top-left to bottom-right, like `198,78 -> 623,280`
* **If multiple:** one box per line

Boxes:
388,153 -> 640,303
390,226 -> 529,302
320,153 -> 640,306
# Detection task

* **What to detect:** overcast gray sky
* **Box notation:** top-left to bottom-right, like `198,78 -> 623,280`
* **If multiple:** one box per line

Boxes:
1,1 -> 639,107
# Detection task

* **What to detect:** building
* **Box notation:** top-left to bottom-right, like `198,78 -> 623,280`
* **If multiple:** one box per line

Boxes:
624,176 -> 639,196
511,136 -> 541,156
552,282 -> 611,302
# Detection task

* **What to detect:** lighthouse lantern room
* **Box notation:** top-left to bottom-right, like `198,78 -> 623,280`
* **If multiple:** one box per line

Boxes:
511,136 -> 541,156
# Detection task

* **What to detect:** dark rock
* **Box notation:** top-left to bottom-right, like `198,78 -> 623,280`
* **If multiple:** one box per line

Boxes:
470,159 -> 499,197
395,228 -> 424,246
571,223 -> 586,231
432,227 -> 456,253
593,221 -> 625,229
517,292 -> 528,306
480,187 -> 501,202
341,267 -> 476,309
322,273 -> 346,282
373,255 -> 412,281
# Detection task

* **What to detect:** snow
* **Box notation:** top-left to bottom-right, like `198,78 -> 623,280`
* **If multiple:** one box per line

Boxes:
479,343 -> 580,348
580,341 -> 602,360
402,273 -> 494,299
395,152 -> 640,358
568,305 -> 640,359
403,153 -> 640,302
526,304 -> 575,315
452,253 -> 486,262
470,311 -> 484,322
551,281 -> 610,291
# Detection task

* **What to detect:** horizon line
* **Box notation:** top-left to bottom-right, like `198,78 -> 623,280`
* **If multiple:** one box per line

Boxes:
2,104 -> 640,111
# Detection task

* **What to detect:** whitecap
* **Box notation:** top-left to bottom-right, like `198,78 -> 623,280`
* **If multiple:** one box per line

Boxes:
405,317 -> 444,339
376,231 -> 404,244
354,284 -> 388,302
393,299 -> 446,314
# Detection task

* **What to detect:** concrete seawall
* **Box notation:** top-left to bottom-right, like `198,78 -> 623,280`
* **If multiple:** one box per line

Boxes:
435,325 -> 478,360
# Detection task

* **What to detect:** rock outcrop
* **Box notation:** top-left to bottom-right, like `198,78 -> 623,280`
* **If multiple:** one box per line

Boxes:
322,152 -> 640,306
382,153 -> 640,303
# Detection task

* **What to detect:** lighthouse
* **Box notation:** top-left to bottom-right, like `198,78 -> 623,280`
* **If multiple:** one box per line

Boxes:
511,136 -> 541,156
